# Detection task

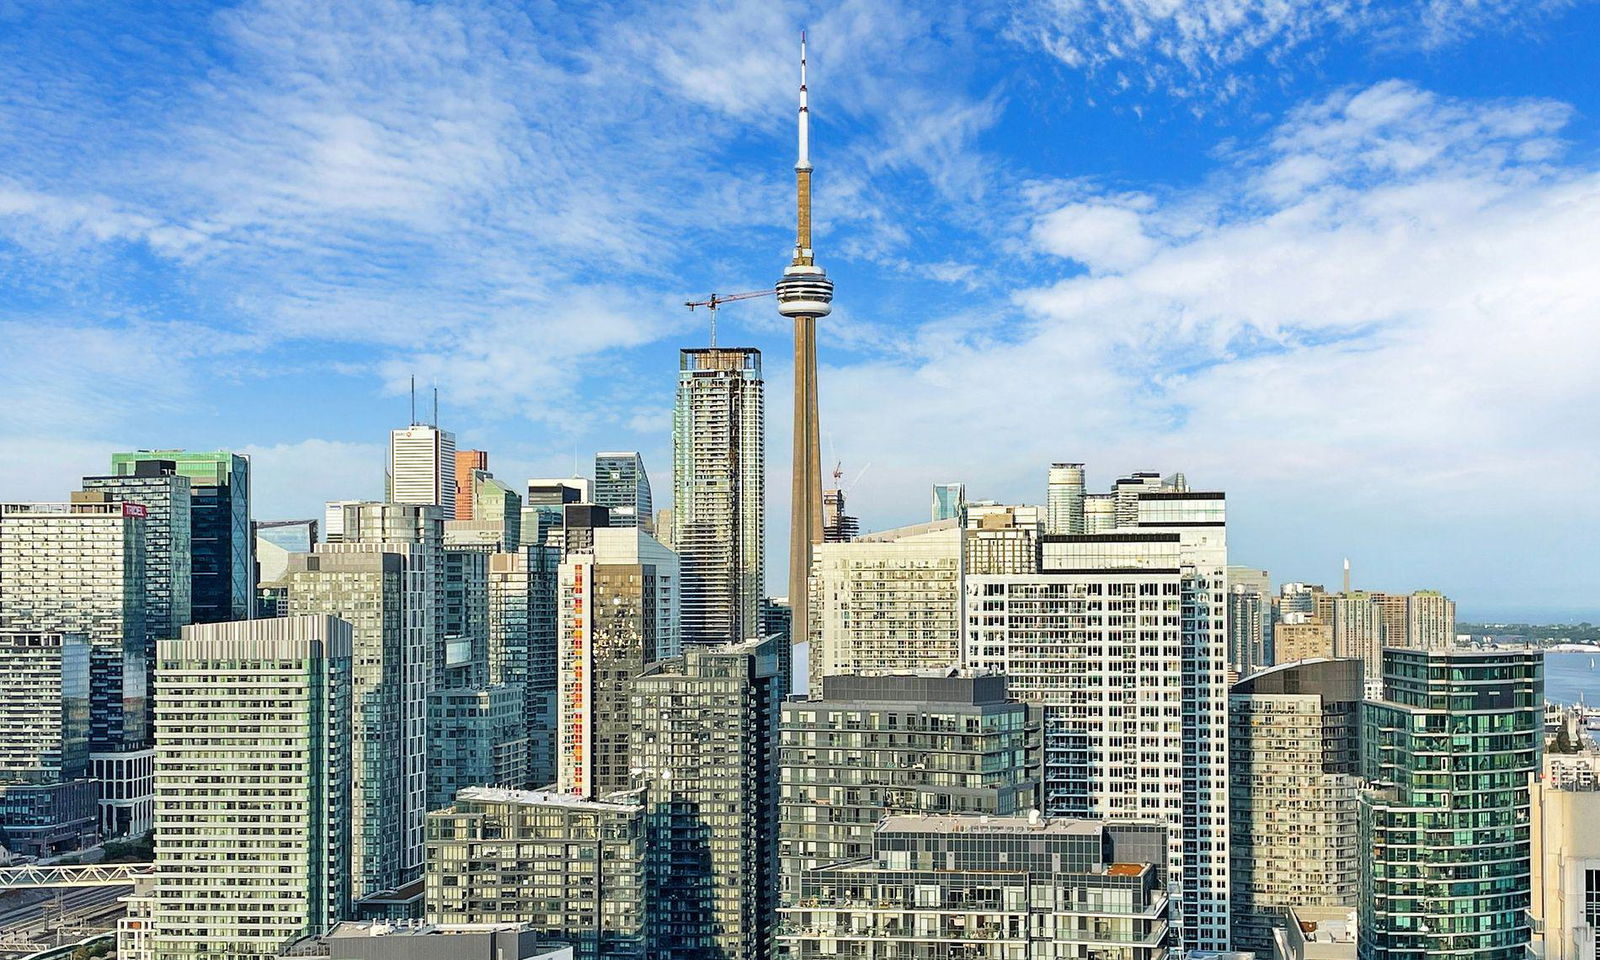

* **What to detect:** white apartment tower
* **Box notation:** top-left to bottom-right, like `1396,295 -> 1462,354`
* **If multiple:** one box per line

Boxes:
1046,462 -> 1086,534
0,500 -> 152,838
1407,589 -> 1456,650
673,347 -> 763,647
148,616 -> 351,960
808,521 -> 963,693
963,483 -> 1232,950
390,423 -> 457,516
288,501 -> 443,898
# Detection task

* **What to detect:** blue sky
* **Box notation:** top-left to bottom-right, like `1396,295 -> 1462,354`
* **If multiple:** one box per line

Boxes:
3,0 -> 1598,619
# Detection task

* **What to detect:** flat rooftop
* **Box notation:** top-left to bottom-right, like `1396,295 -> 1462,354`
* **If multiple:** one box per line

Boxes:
878,813 -> 1103,837
454,785 -> 642,813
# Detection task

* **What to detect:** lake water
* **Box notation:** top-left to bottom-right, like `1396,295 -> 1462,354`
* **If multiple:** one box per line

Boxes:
1545,650 -> 1600,705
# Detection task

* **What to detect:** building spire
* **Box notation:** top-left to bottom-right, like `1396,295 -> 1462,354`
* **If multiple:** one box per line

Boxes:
793,31 -> 813,267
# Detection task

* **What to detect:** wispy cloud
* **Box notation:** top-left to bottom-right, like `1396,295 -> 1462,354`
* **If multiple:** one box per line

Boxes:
1007,0 -> 1584,102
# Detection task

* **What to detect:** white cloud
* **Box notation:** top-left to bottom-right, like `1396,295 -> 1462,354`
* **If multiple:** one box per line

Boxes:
1031,199 -> 1158,273
1008,0 -> 1581,101
821,81 -> 1600,606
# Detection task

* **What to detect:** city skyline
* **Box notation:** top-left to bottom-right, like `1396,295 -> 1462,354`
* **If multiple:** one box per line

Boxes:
1,7 -> 1594,959
4,1 -> 1599,621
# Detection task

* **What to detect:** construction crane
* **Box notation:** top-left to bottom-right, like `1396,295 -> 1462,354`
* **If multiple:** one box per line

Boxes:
684,289 -> 776,347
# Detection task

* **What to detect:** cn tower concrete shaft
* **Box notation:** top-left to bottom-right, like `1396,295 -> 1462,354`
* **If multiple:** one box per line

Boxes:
789,313 -> 821,660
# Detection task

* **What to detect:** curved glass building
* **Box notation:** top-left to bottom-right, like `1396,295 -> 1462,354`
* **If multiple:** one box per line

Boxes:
1359,648 -> 1543,960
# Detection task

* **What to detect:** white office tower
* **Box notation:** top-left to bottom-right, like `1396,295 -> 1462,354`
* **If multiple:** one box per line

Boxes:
808,521 -> 962,693
1046,462 -> 1086,534
288,501 -> 443,900
963,486 -> 1232,950
389,423 -> 457,516
673,348 -> 764,647
146,616 -> 351,960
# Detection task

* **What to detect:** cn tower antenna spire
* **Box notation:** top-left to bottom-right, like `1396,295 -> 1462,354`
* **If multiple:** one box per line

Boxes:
797,31 -> 810,170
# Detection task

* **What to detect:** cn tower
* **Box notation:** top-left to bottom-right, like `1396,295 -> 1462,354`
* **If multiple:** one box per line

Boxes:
776,32 -> 833,664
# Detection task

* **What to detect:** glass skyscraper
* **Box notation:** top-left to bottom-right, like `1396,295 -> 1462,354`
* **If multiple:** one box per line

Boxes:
1359,648 -> 1543,960
82,465 -> 193,641
594,452 -> 653,532
930,481 -> 965,522
113,450 -> 251,623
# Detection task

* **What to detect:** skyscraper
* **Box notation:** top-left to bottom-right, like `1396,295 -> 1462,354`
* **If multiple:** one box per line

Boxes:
779,815 -> 1173,960
524,477 -> 590,550
389,423 -> 457,516
776,35 -> 834,681
673,347 -> 763,647
113,450 -> 251,623
446,460 -> 522,550
631,639 -> 782,960
489,543 -> 560,787
1359,648 -> 1542,960
594,452 -> 653,531
286,551 -> 410,901
425,786 -> 646,960
819,487 -> 857,542
1228,658 -> 1363,953
556,526 -> 679,798
963,482 -> 1233,949
0,631 -> 96,857
0,500 -> 150,837
1082,491 -> 1116,532
453,449 -> 488,520
1331,591 -> 1386,682
1405,589 -> 1456,650
1531,749 -> 1600,960
808,521 -> 963,692
149,616 -> 352,960
930,481 -> 965,522
1046,461 -> 1086,534
1226,565 -> 1272,673
82,464 -> 193,641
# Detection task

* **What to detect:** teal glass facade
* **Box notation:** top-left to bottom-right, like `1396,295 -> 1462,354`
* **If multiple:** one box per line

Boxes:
1358,648 -> 1542,960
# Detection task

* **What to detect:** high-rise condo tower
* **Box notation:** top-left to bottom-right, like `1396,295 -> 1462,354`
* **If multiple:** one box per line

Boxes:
776,33 -> 833,662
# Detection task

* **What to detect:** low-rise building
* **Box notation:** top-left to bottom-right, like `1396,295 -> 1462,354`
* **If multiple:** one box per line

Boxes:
779,813 -> 1171,960
425,786 -> 645,959
778,670 -> 1039,895
288,920 -> 572,960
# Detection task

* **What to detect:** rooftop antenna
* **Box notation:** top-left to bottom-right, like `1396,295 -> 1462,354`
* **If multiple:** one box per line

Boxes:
409,376 -> 417,426
1343,557 -> 1351,594
432,385 -> 439,428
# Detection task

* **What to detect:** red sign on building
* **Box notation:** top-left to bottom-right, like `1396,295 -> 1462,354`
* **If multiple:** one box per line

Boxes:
122,502 -> 148,519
